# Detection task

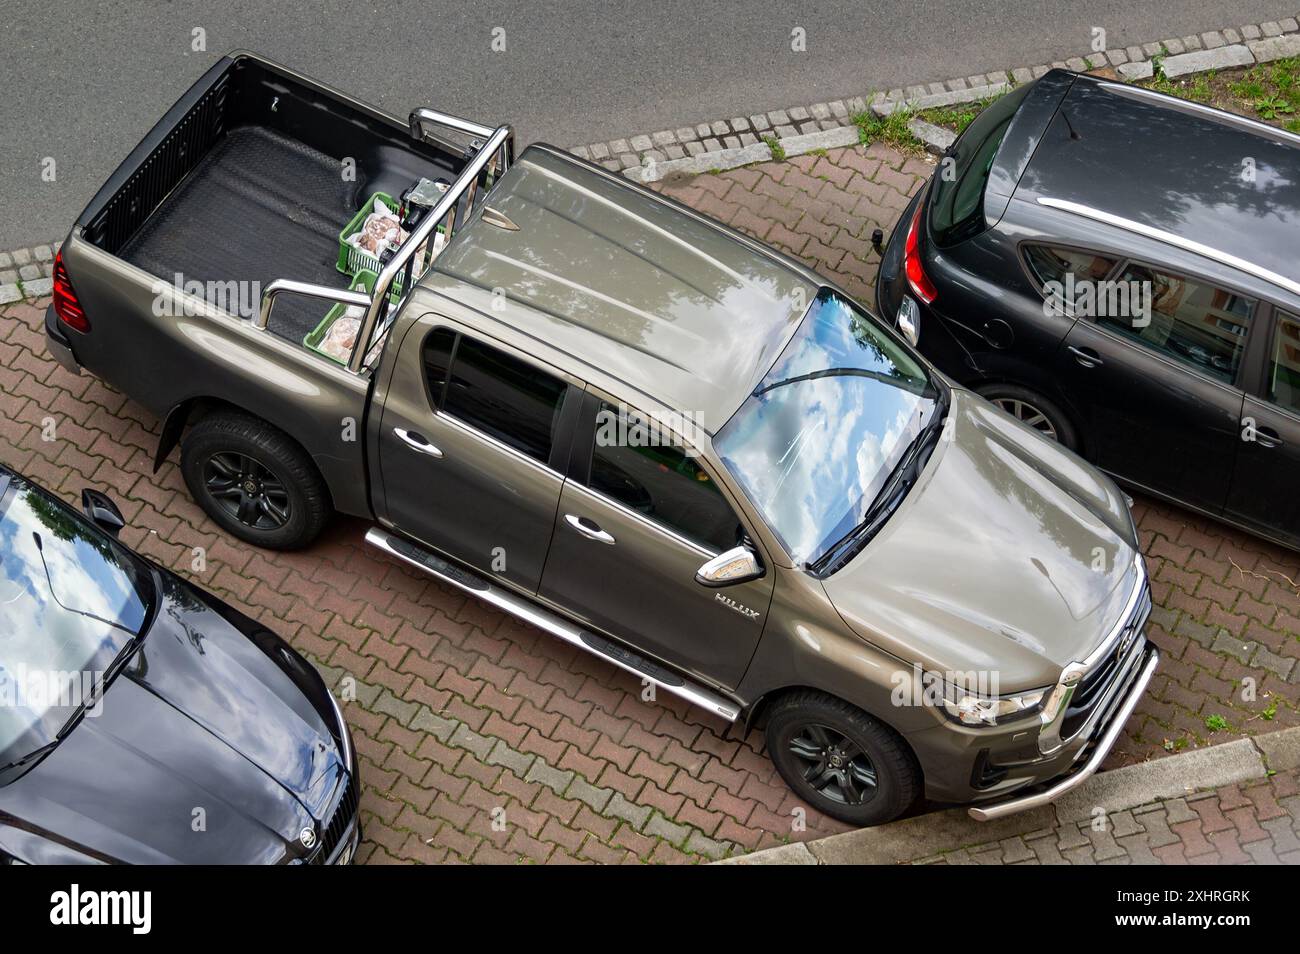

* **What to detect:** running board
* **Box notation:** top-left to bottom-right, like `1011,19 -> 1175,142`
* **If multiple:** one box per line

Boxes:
365,527 -> 742,721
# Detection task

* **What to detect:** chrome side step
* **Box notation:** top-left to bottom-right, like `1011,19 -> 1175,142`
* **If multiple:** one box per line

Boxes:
365,527 -> 742,721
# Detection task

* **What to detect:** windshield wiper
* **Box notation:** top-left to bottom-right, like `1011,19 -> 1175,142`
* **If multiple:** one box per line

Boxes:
808,396 -> 947,576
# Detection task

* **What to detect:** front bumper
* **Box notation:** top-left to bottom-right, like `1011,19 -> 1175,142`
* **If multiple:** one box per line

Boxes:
968,644 -> 1159,820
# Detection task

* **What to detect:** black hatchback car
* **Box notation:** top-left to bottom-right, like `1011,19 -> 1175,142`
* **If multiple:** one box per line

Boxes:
0,466 -> 359,863
877,69 -> 1300,550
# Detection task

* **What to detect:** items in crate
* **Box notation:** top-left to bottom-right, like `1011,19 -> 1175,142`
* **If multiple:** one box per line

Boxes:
345,196 -> 409,256
318,307 -> 363,363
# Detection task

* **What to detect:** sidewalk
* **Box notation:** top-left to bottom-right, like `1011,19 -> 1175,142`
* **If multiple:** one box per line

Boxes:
723,728 -> 1300,864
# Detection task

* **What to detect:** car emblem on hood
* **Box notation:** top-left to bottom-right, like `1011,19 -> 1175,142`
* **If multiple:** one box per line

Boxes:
299,827 -> 317,849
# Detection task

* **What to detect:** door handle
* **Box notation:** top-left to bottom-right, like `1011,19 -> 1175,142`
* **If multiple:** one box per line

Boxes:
1252,425 -> 1284,449
1067,345 -> 1103,368
565,513 -> 616,545
393,427 -> 444,458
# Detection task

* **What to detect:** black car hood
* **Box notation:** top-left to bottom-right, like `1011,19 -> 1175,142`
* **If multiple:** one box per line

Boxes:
1,575 -> 345,864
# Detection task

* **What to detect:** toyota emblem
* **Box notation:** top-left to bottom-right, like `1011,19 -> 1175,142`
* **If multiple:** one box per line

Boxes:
299,827 -> 317,849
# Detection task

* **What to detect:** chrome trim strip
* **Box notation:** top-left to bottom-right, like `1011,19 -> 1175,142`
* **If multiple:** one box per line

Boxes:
969,647 -> 1159,822
326,689 -> 354,773
365,527 -> 741,721
564,480 -> 718,559
1037,552 -> 1146,754
1037,197 -> 1300,298
433,410 -> 562,478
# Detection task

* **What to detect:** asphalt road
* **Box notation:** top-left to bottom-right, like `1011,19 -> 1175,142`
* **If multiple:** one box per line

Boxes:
0,0 -> 1289,248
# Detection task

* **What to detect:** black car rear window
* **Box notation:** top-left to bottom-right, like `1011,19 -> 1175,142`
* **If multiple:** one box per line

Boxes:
929,84 -> 1032,248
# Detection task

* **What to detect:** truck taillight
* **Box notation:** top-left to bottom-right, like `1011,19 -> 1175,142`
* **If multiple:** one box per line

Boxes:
52,250 -> 90,333
903,201 -> 938,304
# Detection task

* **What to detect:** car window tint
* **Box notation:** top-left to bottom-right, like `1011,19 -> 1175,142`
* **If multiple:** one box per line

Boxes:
1024,245 -> 1118,306
590,402 -> 739,553
434,334 -> 568,464
1267,312 -> 1300,414
1098,264 -> 1254,384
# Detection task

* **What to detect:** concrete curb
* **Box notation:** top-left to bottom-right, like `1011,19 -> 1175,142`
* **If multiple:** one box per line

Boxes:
717,725 -> 1300,865
572,14 -> 1300,183
0,240 -> 60,305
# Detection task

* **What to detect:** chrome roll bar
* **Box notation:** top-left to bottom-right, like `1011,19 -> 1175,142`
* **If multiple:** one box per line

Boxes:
254,121 -> 513,371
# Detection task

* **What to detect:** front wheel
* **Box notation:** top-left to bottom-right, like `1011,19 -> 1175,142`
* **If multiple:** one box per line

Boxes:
181,412 -> 330,550
765,691 -> 920,827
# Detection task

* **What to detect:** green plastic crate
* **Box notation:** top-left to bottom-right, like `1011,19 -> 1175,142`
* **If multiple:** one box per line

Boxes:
337,192 -> 405,283
304,272 -> 376,365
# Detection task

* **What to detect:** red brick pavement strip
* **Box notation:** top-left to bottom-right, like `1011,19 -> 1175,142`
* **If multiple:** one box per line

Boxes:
913,767 -> 1300,865
1,143 -> 1296,864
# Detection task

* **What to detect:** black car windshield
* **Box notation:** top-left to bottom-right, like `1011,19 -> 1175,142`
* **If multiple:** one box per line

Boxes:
0,477 -> 154,766
715,289 -> 942,566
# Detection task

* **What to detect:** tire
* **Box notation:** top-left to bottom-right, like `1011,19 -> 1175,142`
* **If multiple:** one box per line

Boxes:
180,412 -> 331,550
765,690 -> 920,827
976,383 -> 1079,451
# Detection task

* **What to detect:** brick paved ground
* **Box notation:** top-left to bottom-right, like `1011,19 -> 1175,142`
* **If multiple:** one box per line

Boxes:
0,142 -> 1295,864
913,767 -> 1300,865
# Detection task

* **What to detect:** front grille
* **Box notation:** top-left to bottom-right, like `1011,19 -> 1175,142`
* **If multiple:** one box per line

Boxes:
310,771 -> 359,864
1061,586 -> 1151,739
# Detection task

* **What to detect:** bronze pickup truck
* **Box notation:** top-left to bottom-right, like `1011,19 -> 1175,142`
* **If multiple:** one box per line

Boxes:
46,52 -> 1157,826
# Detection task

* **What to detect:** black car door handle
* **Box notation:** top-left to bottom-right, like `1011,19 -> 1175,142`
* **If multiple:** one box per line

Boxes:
1253,425 -> 1284,449
1067,345 -> 1103,368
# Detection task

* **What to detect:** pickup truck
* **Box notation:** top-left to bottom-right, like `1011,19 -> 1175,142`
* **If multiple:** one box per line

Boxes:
47,51 -> 1158,826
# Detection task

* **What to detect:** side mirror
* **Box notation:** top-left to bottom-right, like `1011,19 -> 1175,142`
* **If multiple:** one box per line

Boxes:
81,488 -> 126,538
695,546 -> 764,587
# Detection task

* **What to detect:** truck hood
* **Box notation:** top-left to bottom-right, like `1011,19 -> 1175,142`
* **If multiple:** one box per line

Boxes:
1,574 -> 346,864
821,389 -> 1141,692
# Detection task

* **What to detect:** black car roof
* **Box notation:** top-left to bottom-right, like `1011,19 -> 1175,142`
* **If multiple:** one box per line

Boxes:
1011,73 -> 1300,292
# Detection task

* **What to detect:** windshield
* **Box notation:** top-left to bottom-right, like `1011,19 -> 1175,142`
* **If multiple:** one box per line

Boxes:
715,290 -> 942,566
928,83 -> 1031,247
0,476 -> 154,767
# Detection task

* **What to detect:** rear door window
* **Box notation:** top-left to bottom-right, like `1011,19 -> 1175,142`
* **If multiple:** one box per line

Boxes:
1096,264 -> 1255,384
422,330 -> 569,465
1024,245 -> 1119,310
589,402 -> 741,553
1266,311 -> 1300,414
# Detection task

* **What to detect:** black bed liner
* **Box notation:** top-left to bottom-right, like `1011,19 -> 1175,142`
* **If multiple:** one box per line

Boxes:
121,126 -> 356,342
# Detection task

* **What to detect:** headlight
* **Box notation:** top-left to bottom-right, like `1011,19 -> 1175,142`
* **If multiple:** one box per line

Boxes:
941,686 -> 1046,727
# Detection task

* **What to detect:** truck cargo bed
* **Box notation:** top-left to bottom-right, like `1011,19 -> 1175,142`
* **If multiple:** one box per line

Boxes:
76,53 -> 466,344
121,126 -> 353,341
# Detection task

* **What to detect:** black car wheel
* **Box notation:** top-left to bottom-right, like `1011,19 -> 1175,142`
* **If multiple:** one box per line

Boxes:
181,412 -> 330,550
765,691 -> 920,827
978,384 -> 1079,451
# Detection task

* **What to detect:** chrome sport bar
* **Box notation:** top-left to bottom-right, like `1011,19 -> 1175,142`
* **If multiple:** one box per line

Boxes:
350,123 -> 513,373
253,121 -> 513,368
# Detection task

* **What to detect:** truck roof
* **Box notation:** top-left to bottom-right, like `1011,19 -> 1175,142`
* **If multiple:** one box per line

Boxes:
422,144 -> 815,433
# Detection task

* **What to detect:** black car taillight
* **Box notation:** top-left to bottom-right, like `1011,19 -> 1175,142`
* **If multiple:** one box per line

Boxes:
52,250 -> 89,333
903,201 -> 938,304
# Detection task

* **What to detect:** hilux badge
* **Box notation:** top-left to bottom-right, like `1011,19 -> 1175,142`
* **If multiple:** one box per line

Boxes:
715,592 -> 760,620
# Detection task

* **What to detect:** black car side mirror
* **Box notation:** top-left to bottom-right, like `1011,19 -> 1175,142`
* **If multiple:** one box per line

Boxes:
81,488 -> 126,537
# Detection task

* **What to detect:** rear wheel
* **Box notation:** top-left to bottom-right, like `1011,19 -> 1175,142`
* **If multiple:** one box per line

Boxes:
181,412 -> 330,550
765,691 -> 920,827
977,384 -> 1078,450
